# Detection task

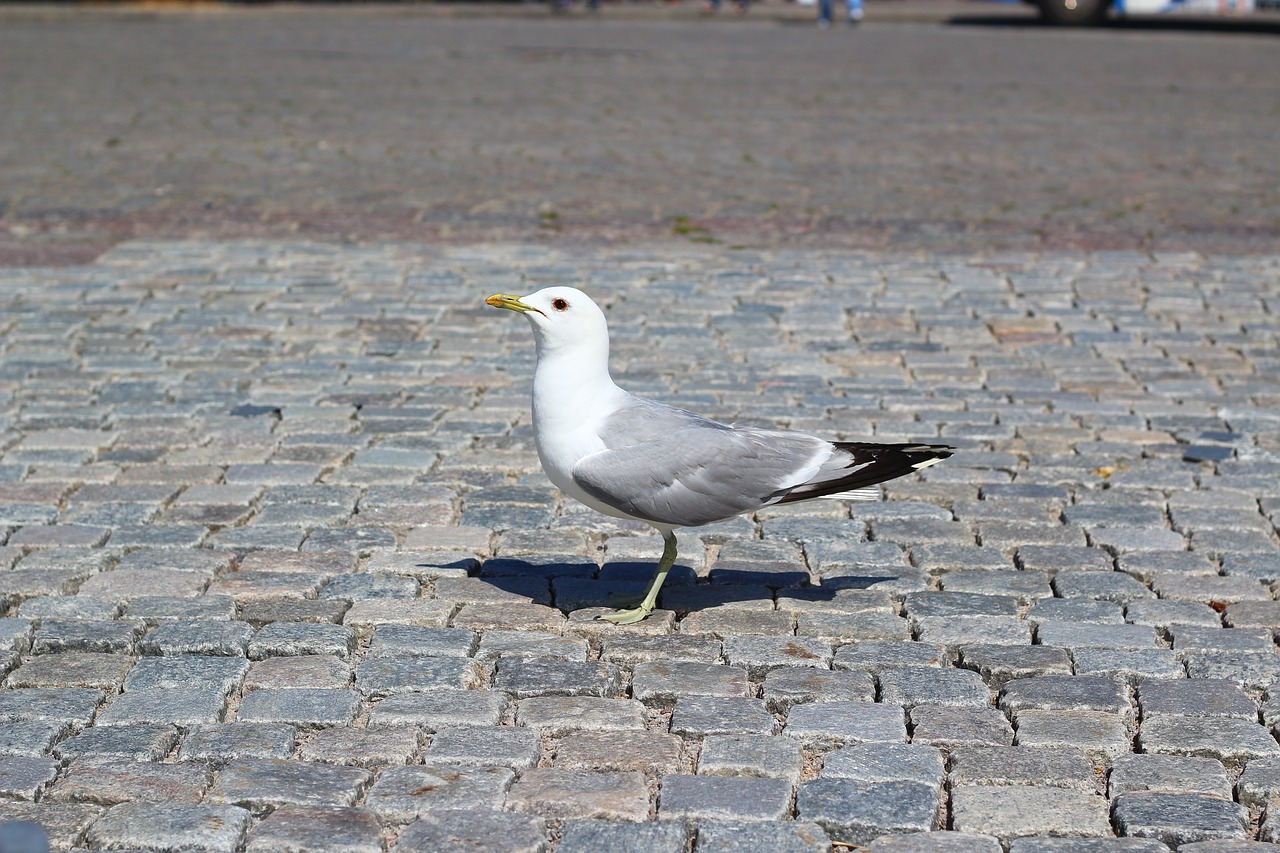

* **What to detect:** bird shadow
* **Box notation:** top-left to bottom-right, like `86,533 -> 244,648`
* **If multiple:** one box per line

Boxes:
463,555 -> 910,615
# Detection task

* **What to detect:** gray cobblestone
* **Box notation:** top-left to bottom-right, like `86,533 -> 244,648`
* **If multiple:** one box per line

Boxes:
661,773 -> 792,822
365,765 -> 515,821
797,778 -> 940,844
85,802 -> 251,852
0,189 -> 1273,852
391,809 -> 546,853
1112,791 -> 1249,846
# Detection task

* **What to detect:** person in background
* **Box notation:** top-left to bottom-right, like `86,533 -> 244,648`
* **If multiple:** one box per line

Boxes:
818,0 -> 862,26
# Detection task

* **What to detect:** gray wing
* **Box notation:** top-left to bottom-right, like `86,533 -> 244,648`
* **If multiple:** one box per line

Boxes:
571,396 -> 830,528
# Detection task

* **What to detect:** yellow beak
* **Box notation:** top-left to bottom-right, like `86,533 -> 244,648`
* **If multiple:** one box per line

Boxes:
485,293 -> 542,315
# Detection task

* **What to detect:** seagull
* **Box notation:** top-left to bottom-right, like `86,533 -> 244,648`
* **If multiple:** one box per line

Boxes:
486,286 -> 953,624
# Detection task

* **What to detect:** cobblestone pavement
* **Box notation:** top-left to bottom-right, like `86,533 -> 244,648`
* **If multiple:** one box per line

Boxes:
0,239 -> 1276,851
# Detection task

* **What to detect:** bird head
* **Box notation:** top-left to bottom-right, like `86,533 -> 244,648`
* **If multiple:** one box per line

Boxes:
485,286 -> 611,356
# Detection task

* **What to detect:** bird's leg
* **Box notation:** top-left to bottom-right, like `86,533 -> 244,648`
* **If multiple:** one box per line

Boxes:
598,530 -> 678,625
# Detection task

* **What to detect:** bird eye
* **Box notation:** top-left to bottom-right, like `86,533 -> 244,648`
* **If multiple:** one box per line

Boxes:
552,298 -> 569,312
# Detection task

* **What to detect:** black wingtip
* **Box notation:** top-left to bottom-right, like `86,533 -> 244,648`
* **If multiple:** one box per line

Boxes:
773,441 -> 955,504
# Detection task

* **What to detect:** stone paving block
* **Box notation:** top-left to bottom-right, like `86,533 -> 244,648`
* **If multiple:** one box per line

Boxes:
77,568 -> 210,602
245,654 -> 350,691
366,550 -> 479,581
904,591 -> 1019,619
761,667 -> 875,713
1118,551 -> 1218,583
879,667 -> 991,709
957,645 -> 1073,689
355,656 -> 484,698
1124,599 -> 1222,630
140,619 -> 255,656
5,652 -> 135,690
558,818 -> 690,853
696,820 -> 831,852
434,576 -> 552,607
1184,843 -> 1280,853
298,723 -> 419,768
1053,570 -> 1156,604
425,725 -> 541,769
453,602 -> 567,632
721,635 -> 832,677
915,615 -> 1033,649
821,742 -> 945,789
784,699 -> 906,744
390,809 -> 547,853
30,618 -> 143,655
207,757 -> 371,814
50,756 -> 210,805
239,597 -> 350,626
660,773 -> 792,822
507,768 -> 650,821
53,722 -> 179,762
1071,648 -> 1185,684
368,624 -> 478,658
365,764 -> 515,821
834,640 -> 945,673
368,688 -> 507,730
1108,753 -> 1232,799
343,598 -> 454,634
477,629 -> 588,662
205,570 -> 328,602
235,688 -> 360,728
1137,716 -> 1280,765
1026,598 -> 1125,626
493,657 -> 621,699
1155,574 -> 1271,604
0,756 -> 59,801
1012,709 -> 1130,764
1009,839 -> 1171,853
85,801 -> 251,852
1137,678 -> 1258,720
681,607 -> 796,638
1171,625 -> 1274,653
949,746 -> 1097,791
910,705 -> 1015,749
96,687 -> 227,727
0,800 -> 103,849
797,778 -> 939,844
247,621 -> 356,659
999,675 -> 1132,718
796,609 -> 912,642
598,633 -> 721,665
515,696 -> 646,735
551,729 -> 684,774
1112,791 -> 1249,846
632,661 -> 750,705
124,594 -> 238,624
1237,756 -> 1280,807
671,696 -> 777,737
123,655 -> 249,694
950,786 -> 1112,840
0,687 -> 104,728
868,831 -> 1004,853
0,719 -> 69,758
697,733 -> 804,780
1183,648 -> 1280,687
1036,621 -> 1160,651
939,571 -> 1054,604
178,723 -> 297,766
245,804 -> 383,853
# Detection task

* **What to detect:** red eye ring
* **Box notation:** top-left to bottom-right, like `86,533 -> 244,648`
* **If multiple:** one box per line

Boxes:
552,298 -> 569,311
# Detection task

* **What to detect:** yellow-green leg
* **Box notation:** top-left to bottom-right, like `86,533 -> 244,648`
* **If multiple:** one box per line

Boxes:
598,531 -> 678,625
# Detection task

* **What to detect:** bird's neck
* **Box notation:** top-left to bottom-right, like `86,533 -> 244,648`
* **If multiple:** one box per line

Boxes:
530,341 -> 622,434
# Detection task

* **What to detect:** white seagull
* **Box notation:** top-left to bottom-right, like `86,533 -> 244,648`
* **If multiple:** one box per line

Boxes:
486,286 -> 953,624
